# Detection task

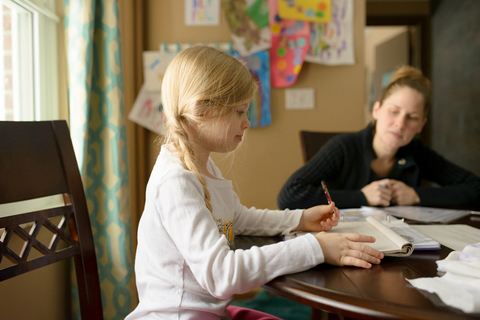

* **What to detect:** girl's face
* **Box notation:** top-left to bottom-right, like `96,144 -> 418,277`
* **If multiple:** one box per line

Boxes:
372,86 -> 427,151
196,104 -> 251,154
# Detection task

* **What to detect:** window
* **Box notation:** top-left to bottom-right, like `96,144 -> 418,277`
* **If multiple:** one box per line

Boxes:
0,0 -> 59,121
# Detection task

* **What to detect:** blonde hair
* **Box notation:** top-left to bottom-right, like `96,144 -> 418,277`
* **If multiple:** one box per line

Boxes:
161,46 -> 256,212
378,65 -> 432,117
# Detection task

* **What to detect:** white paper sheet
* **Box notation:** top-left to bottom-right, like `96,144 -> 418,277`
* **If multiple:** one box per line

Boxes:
411,224 -> 480,251
384,206 -> 470,223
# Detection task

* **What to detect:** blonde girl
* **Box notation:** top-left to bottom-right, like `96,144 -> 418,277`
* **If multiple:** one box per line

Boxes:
127,46 -> 383,320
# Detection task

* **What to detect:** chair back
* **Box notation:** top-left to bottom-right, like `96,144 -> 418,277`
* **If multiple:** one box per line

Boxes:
0,120 -> 103,319
299,130 -> 343,163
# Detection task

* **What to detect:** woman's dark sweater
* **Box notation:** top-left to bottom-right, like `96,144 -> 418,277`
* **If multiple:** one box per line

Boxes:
278,124 -> 480,210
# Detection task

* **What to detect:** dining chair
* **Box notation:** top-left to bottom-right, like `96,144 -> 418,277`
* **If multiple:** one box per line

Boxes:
299,130 -> 343,163
0,120 -> 103,319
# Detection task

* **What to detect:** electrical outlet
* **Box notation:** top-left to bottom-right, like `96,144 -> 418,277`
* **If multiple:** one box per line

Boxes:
285,88 -> 315,110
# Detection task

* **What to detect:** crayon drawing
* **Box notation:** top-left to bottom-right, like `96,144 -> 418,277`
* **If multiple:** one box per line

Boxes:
143,51 -> 162,92
246,0 -> 269,28
185,0 -> 220,26
247,51 -> 271,127
278,0 -> 332,23
222,0 -> 271,56
305,0 -> 354,65
143,50 -> 177,92
128,85 -> 166,135
269,0 -> 310,88
228,50 -> 271,127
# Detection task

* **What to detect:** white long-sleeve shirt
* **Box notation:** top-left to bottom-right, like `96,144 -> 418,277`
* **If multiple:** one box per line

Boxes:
126,145 -> 325,320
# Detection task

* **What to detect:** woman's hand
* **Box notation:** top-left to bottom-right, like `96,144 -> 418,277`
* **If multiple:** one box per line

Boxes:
294,202 -> 339,232
316,232 -> 384,268
390,180 -> 420,205
361,179 -> 392,206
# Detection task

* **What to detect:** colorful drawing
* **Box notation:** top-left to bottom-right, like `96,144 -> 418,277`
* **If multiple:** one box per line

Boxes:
246,0 -> 269,28
128,85 -> 166,135
143,50 -> 177,92
247,51 -> 271,127
185,0 -> 220,26
278,0 -> 331,23
269,0 -> 310,88
143,51 -> 161,92
305,0 -> 354,65
222,0 -> 271,56
228,50 -> 271,127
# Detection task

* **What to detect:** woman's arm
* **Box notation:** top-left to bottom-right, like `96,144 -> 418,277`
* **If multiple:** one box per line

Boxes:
277,137 -> 368,210
413,141 -> 480,207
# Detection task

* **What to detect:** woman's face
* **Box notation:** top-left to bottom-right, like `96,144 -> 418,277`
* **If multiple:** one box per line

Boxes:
372,86 -> 427,150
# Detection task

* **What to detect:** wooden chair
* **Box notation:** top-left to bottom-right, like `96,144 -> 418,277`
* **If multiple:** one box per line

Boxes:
0,120 -> 103,319
299,130 -> 343,163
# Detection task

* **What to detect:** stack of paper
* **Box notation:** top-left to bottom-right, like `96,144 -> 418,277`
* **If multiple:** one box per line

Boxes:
383,206 -> 470,223
285,214 -> 440,256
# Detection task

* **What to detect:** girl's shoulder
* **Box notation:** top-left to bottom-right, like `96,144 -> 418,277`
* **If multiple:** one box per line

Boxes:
206,157 -> 224,179
149,145 -> 202,188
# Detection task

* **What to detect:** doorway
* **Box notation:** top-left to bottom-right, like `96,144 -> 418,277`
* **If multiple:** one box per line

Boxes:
364,0 -> 431,143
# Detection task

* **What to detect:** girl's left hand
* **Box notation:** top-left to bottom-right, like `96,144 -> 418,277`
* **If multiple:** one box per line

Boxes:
293,202 -> 339,232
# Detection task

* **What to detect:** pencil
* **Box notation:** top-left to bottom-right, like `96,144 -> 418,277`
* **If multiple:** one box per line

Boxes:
321,180 -> 336,217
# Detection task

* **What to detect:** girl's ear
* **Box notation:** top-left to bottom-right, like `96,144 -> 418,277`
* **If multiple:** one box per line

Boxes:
372,101 -> 381,120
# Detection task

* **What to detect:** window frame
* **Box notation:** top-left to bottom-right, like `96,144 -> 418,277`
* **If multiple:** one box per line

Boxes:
1,0 -> 59,121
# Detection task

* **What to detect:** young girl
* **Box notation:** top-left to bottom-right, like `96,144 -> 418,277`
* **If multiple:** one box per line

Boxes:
126,46 -> 383,320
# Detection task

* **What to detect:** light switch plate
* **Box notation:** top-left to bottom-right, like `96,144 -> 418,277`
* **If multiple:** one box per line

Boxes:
285,88 -> 315,110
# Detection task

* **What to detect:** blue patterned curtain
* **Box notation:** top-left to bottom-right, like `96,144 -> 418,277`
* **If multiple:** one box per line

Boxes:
63,0 -> 137,318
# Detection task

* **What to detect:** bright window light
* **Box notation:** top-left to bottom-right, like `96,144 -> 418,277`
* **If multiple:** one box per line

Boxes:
0,0 -> 58,121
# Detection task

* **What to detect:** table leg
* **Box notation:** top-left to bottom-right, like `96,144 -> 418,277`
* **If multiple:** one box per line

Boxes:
311,308 -> 345,320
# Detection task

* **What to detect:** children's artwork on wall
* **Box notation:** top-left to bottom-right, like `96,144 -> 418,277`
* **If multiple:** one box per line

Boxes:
247,51 -> 271,127
305,0 -> 354,65
278,0 -> 332,23
143,51 -> 162,92
185,0 -> 221,26
269,0 -> 310,88
143,48 -> 178,92
228,50 -> 272,127
128,85 -> 166,135
132,42 -> 267,133
222,0 -> 271,56
246,0 -> 269,28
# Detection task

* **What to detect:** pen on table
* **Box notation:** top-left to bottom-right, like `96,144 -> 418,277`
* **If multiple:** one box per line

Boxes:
321,180 -> 336,218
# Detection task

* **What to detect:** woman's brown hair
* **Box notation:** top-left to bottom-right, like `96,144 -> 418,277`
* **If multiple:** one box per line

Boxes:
378,65 -> 431,117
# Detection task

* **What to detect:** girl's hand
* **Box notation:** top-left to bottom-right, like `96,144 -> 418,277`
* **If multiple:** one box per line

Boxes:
361,179 -> 392,207
294,202 -> 339,232
390,180 -> 420,205
315,232 -> 384,268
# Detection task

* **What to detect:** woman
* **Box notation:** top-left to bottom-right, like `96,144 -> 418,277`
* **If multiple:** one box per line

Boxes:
278,66 -> 480,209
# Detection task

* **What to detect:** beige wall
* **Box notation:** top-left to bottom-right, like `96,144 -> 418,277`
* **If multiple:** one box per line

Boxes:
146,0 -> 366,210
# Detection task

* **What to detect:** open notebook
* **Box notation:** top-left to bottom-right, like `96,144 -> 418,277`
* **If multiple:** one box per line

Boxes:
285,215 -> 440,257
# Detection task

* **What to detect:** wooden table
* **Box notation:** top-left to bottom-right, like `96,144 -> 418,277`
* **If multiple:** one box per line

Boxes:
233,215 -> 480,320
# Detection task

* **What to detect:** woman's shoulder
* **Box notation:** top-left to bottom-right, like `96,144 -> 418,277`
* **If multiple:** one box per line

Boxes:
324,127 -> 367,151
